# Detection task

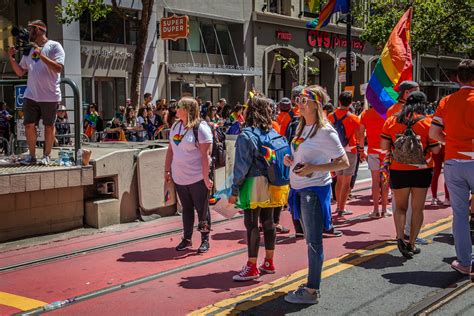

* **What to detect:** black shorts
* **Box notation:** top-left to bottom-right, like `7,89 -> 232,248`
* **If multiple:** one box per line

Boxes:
390,168 -> 433,189
23,98 -> 59,126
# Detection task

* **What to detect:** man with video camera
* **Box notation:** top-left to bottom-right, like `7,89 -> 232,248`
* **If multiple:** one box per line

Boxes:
8,20 -> 65,165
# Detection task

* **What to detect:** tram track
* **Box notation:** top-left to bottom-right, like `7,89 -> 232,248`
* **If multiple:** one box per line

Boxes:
0,184 -> 374,274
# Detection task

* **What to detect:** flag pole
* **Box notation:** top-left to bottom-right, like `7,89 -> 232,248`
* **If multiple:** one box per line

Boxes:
346,0 -> 352,85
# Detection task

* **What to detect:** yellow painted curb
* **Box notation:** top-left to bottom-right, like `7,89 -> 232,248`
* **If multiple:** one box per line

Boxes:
0,291 -> 47,311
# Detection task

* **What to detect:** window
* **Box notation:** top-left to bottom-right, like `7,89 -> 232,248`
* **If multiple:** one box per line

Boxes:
170,20 -> 200,52
201,24 -> 216,54
79,10 -> 138,44
267,0 -> 291,16
303,0 -> 322,18
216,25 -> 230,55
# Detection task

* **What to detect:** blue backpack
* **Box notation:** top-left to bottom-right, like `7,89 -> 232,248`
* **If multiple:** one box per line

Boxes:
245,127 -> 291,186
332,112 -> 349,147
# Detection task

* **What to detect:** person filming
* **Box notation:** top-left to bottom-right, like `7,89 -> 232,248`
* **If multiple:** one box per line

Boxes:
8,20 -> 65,165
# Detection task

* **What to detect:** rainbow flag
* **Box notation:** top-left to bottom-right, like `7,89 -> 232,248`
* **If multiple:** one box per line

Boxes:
366,8 -> 413,117
315,0 -> 349,30
262,146 -> 277,165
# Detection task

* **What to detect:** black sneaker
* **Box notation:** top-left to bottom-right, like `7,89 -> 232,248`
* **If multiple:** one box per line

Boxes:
176,238 -> 192,251
197,221 -> 210,233
197,240 -> 210,253
407,243 -> 421,255
397,239 -> 413,259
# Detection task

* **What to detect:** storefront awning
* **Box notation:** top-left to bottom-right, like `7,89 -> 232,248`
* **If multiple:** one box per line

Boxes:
169,65 -> 262,77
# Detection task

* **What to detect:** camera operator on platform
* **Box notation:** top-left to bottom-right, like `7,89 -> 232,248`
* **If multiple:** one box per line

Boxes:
8,20 -> 65,165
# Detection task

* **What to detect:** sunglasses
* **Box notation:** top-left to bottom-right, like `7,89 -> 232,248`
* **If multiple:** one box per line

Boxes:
294,96 -> 311,106
295,90 -> 321,106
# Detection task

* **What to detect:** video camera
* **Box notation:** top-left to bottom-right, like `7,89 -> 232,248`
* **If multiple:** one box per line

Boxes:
11,26 -> 32,56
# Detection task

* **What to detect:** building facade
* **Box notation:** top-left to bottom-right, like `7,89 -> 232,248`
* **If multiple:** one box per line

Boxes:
0,0 -> 464,122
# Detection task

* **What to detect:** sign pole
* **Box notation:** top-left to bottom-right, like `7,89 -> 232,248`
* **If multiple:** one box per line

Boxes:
346,0 -> 352,85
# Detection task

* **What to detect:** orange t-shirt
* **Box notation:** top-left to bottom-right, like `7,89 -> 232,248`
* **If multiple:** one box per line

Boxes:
272,120 -> 281,134
432,87 -> 474,161
360,108 -> 385,154
386,102 -> 403,118
381,115 -> 439,170
328,108 -> 360,154
276,111 -> 292,136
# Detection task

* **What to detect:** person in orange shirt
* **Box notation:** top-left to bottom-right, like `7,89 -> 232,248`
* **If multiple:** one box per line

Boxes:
381,91 -> 440,259
328,91 -> 363,217
386,81 -> 419,118
275,97 -> 293,137
359,105 -> 391,218
429,59 -> 474,275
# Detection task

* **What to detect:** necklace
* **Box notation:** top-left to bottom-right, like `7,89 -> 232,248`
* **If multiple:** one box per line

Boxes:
172,122 -> 187,145
291,123 -> 316,152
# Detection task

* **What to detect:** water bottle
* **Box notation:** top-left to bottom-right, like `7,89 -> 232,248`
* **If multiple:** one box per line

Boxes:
76,149 -> 83,166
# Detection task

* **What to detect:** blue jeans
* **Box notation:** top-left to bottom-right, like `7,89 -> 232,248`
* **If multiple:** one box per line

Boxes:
298,190 -> 324,290
444,160 -> 474,267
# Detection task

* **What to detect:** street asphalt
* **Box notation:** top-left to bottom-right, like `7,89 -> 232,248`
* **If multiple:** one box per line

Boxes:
242,228 -> 473,316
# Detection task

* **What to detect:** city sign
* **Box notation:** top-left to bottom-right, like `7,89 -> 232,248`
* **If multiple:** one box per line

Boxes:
15,85 -> 27,109
307,30 -> 365,51
276,31 -> 292,41
160,15 -> 189,41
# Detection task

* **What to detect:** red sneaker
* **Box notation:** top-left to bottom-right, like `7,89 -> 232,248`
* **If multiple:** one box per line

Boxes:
233,262 -> 260,281
259,259 -> 276,274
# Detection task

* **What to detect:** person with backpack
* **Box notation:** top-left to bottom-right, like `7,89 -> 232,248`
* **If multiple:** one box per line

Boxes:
430,59 -> 474,275
164,97 -> 214,254
381,91 -> 440,259
328,91 -> 363,217
228,96 -> 290,281
283,85 -> 349,304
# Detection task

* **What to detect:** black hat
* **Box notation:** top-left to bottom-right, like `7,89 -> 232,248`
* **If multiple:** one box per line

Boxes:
278,97 -> 292,111
397,80 -> 419,97
405,91 -> 427,105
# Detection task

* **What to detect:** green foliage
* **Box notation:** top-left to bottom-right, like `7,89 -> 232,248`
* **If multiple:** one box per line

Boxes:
56,0 -> 111,24
355,0 -> 473,57
275,53 -> 320,85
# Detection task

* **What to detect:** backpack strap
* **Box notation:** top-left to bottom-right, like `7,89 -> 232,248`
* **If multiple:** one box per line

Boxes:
406,115 -> 425,128
334,112 -> 349,122
193,120 -> 203,148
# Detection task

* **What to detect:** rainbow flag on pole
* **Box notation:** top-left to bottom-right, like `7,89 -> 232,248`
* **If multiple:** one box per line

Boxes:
315,0 -> 349,30
366,8 -> 413,117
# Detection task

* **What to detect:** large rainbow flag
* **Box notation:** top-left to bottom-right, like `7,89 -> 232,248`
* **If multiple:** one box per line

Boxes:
315,0 -> 349,30
366,8 -> 413,117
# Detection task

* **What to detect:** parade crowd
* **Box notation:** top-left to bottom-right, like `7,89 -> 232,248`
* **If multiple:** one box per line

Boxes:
161,59 -> 473,305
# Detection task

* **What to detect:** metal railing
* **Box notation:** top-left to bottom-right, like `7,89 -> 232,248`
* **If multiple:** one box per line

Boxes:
0,78 -> 81,162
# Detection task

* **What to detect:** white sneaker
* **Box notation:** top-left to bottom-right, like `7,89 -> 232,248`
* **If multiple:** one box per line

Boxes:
39,155 -> 51,166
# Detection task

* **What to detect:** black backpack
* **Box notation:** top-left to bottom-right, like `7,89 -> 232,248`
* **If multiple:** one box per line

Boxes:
193,120 -> 227,169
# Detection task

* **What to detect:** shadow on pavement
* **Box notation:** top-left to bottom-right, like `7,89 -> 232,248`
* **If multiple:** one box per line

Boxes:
178,271 -> 260,293
433,232 -> 454,245
237,294 -> 312,316
117,247 -> 199,262
338,229 -> 370,237
339,253 -> 406,269
382,270 -> 460,288
342,239 -> 390,250
211,229 -> 246,241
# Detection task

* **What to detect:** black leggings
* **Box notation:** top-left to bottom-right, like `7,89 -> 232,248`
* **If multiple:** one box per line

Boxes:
175,180 -> 211,241
244,207 -> 276,258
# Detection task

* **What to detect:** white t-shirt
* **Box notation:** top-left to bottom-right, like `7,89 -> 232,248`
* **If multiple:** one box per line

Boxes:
136,116 -> 147,138
19,40 -> 65,102
290,123 -> 346,189
170,121 -> 213,185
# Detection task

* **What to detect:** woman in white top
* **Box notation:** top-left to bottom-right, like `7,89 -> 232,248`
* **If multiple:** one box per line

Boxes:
283,85 -> 349,305
164,97 -> 214,254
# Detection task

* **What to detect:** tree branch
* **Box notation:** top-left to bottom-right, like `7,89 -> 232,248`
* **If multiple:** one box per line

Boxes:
111,0 -> 138,21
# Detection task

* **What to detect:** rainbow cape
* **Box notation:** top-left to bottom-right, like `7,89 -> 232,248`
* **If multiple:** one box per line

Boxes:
315,0 -> 349,30
366,8 -> 413,118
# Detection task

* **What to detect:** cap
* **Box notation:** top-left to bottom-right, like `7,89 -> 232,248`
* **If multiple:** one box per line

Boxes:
218,98 -> 227,103
291,85 -> 305,99
405,91 -> 427,105
169,98 -> 177,103
28,20 -> 47,33
278,97 -> 292,111
397,80 -> 419,97
114,112 -> 124,120
58,105 -> 67,111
